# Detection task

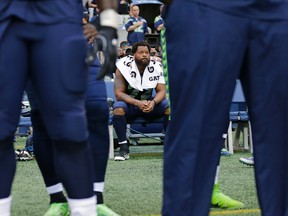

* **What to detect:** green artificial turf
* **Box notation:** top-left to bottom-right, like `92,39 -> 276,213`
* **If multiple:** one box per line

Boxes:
11,137 -> 259,216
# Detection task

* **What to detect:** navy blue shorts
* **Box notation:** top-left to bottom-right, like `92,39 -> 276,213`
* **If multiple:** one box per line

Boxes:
113,98 -> 169,120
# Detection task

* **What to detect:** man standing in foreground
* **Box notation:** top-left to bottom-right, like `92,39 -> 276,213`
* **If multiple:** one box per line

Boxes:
0,0 -> 118,215
161,0 -> 288,215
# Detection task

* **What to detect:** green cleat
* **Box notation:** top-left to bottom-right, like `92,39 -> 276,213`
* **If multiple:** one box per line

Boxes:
97,204 -> 120,216
44,202 -> 69,216
211,184 -> 245,210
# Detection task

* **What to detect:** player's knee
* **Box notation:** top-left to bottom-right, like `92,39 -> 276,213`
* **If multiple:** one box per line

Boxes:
113,107 -> 125,115
47,113 -> 88,142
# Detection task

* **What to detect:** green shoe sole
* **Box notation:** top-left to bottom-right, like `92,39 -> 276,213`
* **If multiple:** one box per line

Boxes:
44,202 -> 69,216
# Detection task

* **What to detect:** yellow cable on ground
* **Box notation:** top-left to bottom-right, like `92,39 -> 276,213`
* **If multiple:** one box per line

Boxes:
139,208 -> 261,216
210,208 -> 261,215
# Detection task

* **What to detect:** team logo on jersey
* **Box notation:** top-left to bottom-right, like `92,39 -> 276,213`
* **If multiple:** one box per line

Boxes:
123,56 -> 133,68
148,66 -> 154,73
130,71 -> 137,78
124,61 -> 132,68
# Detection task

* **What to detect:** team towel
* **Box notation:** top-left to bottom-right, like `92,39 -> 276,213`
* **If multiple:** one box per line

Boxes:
116,56 -> 165,91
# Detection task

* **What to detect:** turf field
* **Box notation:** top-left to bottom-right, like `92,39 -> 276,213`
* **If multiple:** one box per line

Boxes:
13,137 -> 259,216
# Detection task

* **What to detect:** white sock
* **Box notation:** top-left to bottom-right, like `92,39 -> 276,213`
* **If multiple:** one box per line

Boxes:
118,140 -> 127,145
68,196 -> 97,216
46,183 -> 64,195
0,196 -> 12,216
214,166 -> 220,185
93,182 -> 104,193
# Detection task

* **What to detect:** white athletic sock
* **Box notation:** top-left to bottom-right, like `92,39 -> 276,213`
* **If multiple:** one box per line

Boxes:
68,196 -> 97,216
46,183 -> 64,195
94,182 -> 104,193
0,196 -> 12,216
214,166 -> 220,185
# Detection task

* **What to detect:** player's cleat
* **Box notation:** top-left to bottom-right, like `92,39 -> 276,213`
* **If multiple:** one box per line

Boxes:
114,151 -> 130,161
221,148 -> 232,157
239,157 -> 254,166
15,149 -> 33,161
114,145 -> 130,161
43,202 -> 69,216
21,102 -> 31,117
97,204 -> 120,216
211,184 -> 245,210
